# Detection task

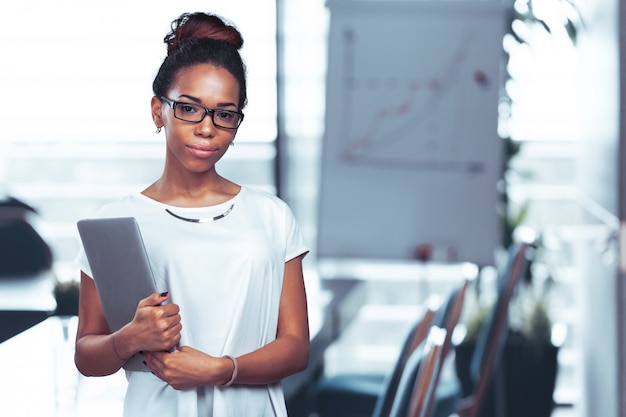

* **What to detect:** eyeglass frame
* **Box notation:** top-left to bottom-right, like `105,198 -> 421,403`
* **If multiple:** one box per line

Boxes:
159,96 -> 244,129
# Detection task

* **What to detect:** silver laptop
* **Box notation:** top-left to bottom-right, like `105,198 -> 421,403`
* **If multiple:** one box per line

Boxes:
77,217 -> 160,371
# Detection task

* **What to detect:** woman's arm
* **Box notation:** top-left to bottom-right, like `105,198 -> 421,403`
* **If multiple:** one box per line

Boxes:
74,271 -> 182,376
143,254 -> 310,389
235,253 -> 310,382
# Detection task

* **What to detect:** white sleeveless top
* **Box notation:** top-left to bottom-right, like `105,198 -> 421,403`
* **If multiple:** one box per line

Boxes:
75,186 -> 309,417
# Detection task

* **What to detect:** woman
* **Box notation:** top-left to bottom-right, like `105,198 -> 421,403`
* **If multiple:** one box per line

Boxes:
74,12 -> 310,417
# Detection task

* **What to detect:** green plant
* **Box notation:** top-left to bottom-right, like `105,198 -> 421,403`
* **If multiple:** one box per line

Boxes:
498,0 -> 584,248
507,0 -> 582,46
459,230 -> 559,347
454,239 -> 561,417
508,238 -> 556,346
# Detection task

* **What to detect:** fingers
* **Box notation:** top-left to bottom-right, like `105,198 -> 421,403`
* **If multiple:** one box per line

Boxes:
138,291 -> 170,309
160,302 -> 181,318
134,297 -> 180,332
159,320 -> 183,346
143,347 -> 210,390
149,306 -> 182,350
129,291 -> 182,352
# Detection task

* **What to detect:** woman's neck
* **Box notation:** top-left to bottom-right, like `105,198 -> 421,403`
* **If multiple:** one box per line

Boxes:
142,172 -> 240,208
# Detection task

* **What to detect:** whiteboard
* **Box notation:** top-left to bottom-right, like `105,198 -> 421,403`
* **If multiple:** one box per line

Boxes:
317,1 -> 506,266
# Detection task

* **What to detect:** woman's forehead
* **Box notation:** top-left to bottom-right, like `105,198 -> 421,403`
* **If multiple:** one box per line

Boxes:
170,64 -> 240,105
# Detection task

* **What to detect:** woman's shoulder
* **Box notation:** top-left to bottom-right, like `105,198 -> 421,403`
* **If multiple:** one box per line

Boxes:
241,185 -> 286,206
240,185 -> 294,217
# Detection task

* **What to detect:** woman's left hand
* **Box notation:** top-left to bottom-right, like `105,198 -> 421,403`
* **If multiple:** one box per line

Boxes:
143,346 -> 232,390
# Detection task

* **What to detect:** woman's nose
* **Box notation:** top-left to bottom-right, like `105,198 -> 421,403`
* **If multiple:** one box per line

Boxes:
195,113 -> 217,136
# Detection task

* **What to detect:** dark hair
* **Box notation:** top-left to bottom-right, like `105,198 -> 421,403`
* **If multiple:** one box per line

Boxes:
152,12 -> 247,109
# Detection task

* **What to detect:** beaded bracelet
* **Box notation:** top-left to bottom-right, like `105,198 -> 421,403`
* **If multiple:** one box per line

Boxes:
222,355 -> 238,387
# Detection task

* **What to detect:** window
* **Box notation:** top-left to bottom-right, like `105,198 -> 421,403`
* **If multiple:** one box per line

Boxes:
0,1 -> 276,143
0,1 -> 277,274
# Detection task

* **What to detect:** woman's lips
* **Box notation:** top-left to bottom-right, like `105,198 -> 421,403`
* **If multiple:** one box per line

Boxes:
187,144 -> 218,158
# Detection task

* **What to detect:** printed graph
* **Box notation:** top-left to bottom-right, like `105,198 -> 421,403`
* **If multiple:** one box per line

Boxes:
318,3 -> 505,265
335,24 -> 494,173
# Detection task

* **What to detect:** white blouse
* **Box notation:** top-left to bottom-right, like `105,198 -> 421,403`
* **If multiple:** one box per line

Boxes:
76,186 -> 309,417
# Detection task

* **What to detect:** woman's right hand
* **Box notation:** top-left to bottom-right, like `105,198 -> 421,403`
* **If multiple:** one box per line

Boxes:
76,273 -> 182,376
121,292 -> 183,356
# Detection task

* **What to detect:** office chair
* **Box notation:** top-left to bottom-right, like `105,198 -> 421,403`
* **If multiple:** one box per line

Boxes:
371,295 -> 442,417
455,242 -> 533,417
313,276 -> 472,417
388,275 -> 471,417
312,294 -> 442,417
388,326 -> 447,417
425,277 -> 471,417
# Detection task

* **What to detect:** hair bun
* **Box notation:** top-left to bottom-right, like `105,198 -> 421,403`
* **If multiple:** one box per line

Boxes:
164,12 -> 244,54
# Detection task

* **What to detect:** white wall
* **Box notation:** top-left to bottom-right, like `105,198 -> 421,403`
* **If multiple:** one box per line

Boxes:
575,0 -> 622,416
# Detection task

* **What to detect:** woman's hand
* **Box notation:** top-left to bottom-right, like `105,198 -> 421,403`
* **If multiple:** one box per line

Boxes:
75,273 -> 181,376
75,271 -> 183,377
120,292 -> 183,356
143,347 -> 234,390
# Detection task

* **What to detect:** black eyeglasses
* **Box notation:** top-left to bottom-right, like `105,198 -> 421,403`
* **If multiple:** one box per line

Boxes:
160,96 -> 244,129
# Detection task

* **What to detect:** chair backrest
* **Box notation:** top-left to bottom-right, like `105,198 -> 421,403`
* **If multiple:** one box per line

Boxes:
422,276 -> 472,417
462,242 -> 532,417
372,295 -> 442,417
375,277 -> 472,417
387,326 -> 447,417
436,276 -> 472,365
408,327 -> 448,417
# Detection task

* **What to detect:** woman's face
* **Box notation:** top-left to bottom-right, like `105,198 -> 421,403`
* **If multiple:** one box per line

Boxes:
152,63 -> 241,175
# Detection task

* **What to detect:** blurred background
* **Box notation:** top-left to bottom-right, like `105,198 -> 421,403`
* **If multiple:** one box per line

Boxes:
0,0 -> 622,416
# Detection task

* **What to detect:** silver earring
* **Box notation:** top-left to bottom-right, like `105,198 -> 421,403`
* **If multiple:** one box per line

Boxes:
230,141 -> 235,147
156,127 -> 162,134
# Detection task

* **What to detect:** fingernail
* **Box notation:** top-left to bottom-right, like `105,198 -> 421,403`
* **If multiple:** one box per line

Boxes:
160,292 -> 169,297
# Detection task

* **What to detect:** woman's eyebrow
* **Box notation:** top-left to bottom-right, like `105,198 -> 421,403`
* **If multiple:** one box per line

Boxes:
179,94 -> 237,108
178,94 -> 202,103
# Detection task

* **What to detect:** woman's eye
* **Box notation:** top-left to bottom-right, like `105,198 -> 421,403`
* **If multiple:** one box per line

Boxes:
180,104 -> 198,113
216,111 -> 233,120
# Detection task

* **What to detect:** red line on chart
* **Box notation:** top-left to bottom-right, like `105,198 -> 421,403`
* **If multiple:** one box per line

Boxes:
342,79 -> 438,158
338,26 -> 484,173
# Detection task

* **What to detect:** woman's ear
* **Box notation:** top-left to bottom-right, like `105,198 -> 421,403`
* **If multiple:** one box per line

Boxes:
151,96 -> 164,129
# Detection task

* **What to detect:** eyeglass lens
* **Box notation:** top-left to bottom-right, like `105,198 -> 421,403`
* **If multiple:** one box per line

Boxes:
174,102 -> 242,128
